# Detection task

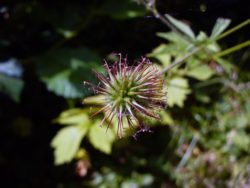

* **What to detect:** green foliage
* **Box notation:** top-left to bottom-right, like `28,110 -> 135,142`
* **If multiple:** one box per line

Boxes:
210,18 -> 231,39
167,77 -> 191,107
51,108 -> 116,165
37,48 -> 102,98
88,120 -> 116,154
51,124 -> 89,165
48,13 -> 250,187
187,59 -> 215,80
165,14 -> 195,40
0,74 -> 24,102
2,0 -> 250,187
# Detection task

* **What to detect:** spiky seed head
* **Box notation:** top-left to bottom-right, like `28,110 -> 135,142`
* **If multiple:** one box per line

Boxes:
83,54 -> 167,138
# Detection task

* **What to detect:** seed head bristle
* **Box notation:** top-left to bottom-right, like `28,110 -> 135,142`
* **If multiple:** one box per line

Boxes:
84,54 -> 167,138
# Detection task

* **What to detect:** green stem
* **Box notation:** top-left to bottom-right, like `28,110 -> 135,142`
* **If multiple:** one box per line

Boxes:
216,19 -> 250,41
215,40 -> 250,58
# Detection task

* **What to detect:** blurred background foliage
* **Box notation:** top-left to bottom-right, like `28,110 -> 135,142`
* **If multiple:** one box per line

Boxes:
0,0 -> 249,187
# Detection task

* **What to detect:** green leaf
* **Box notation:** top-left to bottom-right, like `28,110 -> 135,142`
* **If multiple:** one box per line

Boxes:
51,124 -> 89,165
160,111 -> 174,125
148,44 -> 171,66
55,108 -> 90,125
37,48 -> 102,98
151,43 -> 186,57
43,70 -> 82,98
157,32 -> 190,46
149,35 -> 189,66
165,14 -> 195,39
88,120 -> 116,154
210,18 -> 231,39
0,74 -> 24,102
195,31 -> 208,43
233,132 -> 250,152
167,77 -> 191,107
187,59 -> 215,80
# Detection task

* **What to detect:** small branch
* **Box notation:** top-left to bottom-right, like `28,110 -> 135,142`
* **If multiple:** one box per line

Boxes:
176,135 -> 198,170
222,79 -> 250,93
160,46 -> 202,74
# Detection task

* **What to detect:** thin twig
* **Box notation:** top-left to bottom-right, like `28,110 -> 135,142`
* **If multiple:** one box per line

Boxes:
140,0 -> 193,43
176,135 -> 198,170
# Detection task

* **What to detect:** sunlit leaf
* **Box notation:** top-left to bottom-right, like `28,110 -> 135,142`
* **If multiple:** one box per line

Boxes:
160,111 -> 174,125
88,120 -> 116,154
51,124 -> 89,165
55,108 -> 90,125
167,77 -> 191,107
165,14 -> 195,39
210,18 -> 231,39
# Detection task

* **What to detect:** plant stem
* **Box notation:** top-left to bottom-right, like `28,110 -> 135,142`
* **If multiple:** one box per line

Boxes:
160,46 -> 202,74
140,0 -> 192,43
216,19 -> 250,41
215,40 -> 250,58
151,9 -> 180,36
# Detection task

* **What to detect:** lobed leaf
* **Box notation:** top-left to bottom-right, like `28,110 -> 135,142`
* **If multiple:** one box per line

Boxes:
187,59 -> 215,81
88,120 -> 116,154
51,124 -> 89,165
167,77 -> 191,107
